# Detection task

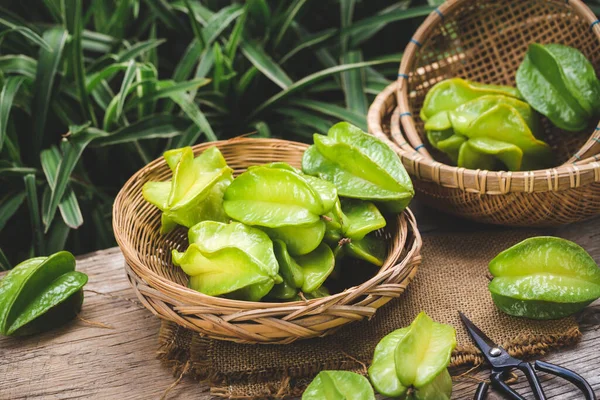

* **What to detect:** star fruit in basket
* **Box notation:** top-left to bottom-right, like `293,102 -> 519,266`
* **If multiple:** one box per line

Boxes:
142,146 -> 233,234
269,240 -> 335,300
420,78 -> 521,121
0,251 -> 88,336
302,371 -> 376,400
517,43 -> 600,132
325,199 -> 387,267
368,312 -> 456,399
302,122 -> 415,213
489,237 -> 600,320
223,164 -> 337,256
424,92 -> 553,171
172,221 -> 283,301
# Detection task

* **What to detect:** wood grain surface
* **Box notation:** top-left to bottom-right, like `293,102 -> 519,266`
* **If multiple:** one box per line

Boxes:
1,206 -> 599,399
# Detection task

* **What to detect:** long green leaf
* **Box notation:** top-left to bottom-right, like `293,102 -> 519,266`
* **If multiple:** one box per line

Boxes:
174,39 -> 203,82
226,7 -> 246,60
40,146 -> 83,229
24,174 -> 45,255
173,123 -> 201,148
0,248 -> 10,271
136,63 -> 158,118
0,76 -> 26,152
0,191 -> 26,231
274,107 -> 331,133
340,0 -> 355,52
127,78 -> 210,110
43,128 -> 107,232
46,216 -> 70,254
82,29 -> 119,53
142,0 -> 182,30
169,91 -> 217,142
0,17 -> 51,50
341,50 -> 368,115
85,61 -> 131,92
65,0 -> 96,126
250,58 -> 397,118
287,98 -> 367,131
0,55 -> 37,79
115,59 -> 137,120
93,115 -> 190,146
274,0 -> 307,47
279,28 -> 336,64
32,27 -> 68,156
0,167 -> 38,176
116,39 -> 165,63
339,6 -> 434,39
184,0 -> 205,47
349,2 -> 411,46
42,0 -> 63,22
240,39 -> 293,89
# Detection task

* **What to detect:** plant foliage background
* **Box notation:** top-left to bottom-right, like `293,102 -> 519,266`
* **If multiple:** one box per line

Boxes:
0,0 -> 598,269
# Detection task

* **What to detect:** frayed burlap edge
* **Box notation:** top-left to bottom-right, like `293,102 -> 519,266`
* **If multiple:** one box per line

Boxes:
157,322 -> 581,399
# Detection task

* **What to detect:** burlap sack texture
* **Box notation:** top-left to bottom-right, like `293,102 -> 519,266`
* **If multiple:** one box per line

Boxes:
158,230 -> 581,399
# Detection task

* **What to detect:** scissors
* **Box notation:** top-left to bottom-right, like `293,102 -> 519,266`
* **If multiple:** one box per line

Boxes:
459,312 -> 596,400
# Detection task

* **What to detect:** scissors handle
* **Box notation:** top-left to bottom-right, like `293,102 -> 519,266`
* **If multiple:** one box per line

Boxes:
474,361 -> 597,400
534,360 -> 597,400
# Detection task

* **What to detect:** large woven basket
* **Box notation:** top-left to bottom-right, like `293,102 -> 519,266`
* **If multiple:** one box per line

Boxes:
368,0 -> 600,227
113,138 -> 422,344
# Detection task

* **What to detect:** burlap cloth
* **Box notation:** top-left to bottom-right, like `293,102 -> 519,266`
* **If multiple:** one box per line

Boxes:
158,230 -> 581,398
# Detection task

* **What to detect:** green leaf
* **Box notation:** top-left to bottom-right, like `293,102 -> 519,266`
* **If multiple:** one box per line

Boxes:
0,76 -> 26,152
43,129 -> 107,232
64,0 -> 96,126
240,39 -> 293,89
349,2 -> 411,46
0,17 -> 51,51
274,108 -> 331,134
250,58 -> 396,118
86,62 -> 132,92
23,174 -> 45,256
126,78 -> 210,110
40,146 -> 83,229
279,28 -> 336,65
0,248 -> 10,271
338,6 -> 434,40
273,0 -> 307,48
116,39 -> 166,63
0,55 -> 37,79
115,59 -> 137,120
0,192 -> 26,231
169,91 -> 217,142
93,115 -> 190,146
31,27 -> 68,155
288,99 -> 367,131
142,0 -> 182,30
341,50 -> 368,115
184,0 -> 205,48
45,217 -> 70,255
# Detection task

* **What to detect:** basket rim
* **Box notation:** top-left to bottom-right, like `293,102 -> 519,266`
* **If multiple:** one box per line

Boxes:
113,137 -> 422,314
395,0 -> 600,164
368,81 -> 600,195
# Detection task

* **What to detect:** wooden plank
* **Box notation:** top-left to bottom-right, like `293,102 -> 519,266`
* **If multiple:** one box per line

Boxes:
0,248 -> 207,400
0,211 -> 599,399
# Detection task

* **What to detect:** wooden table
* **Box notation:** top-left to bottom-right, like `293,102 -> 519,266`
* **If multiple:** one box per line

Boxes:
1,205 -> 599,400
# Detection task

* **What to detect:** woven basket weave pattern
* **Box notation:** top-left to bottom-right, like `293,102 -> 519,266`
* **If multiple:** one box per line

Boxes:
114,138 -> 422,344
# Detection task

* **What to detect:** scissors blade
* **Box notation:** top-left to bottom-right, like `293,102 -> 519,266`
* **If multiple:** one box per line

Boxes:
459,312 -> 521,368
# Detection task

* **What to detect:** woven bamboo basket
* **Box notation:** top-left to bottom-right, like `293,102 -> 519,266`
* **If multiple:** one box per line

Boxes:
368,0 -> 600,227
113,138 -> 422,344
